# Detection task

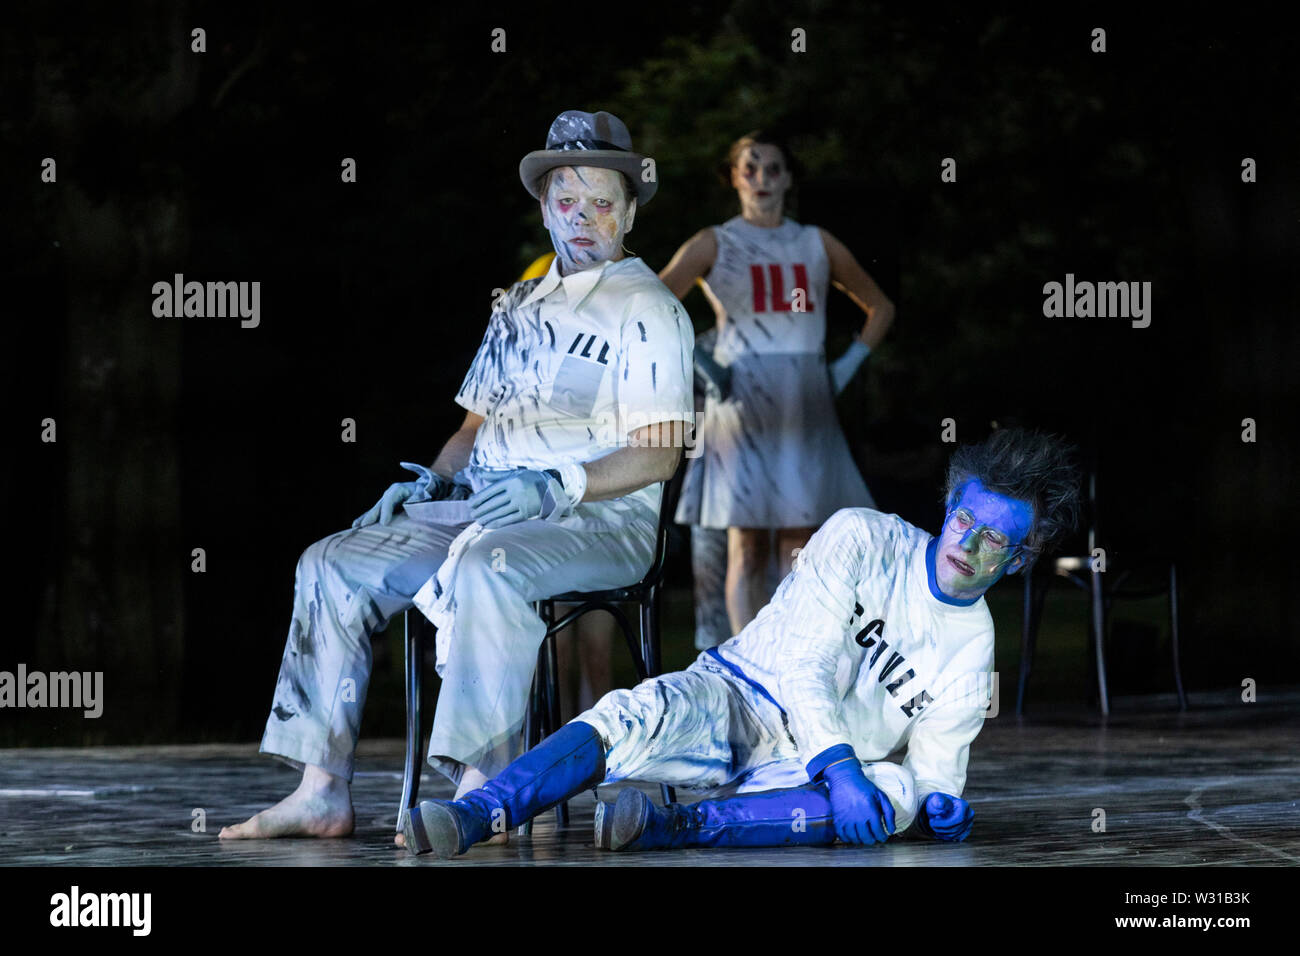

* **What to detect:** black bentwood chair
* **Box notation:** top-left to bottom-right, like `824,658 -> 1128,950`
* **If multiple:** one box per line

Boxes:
397,462 -> 686,834
1016,465 -> 1187,717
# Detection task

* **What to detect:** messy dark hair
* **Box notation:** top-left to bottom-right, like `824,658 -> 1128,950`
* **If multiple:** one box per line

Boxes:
943,428 -> 1082,567
538,166 -> 636,205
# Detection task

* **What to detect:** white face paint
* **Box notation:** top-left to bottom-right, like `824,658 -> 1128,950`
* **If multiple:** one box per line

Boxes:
730,142 -> 792,219
540,166 -> 636,275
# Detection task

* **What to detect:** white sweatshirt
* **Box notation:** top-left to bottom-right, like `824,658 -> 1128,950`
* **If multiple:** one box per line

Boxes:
714,507 -> 996,799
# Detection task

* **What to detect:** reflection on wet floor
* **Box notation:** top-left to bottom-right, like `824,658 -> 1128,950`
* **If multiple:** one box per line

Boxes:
2,693 -> 1298,867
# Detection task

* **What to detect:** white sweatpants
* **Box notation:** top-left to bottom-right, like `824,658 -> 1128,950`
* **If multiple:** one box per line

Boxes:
260,509 -> 655,782
577,652 -> 920,831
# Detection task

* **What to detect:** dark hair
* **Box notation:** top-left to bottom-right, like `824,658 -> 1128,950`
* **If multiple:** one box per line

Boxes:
538,166 -> 636,205
943,428 -> 1082,566
717,129 -> 803,187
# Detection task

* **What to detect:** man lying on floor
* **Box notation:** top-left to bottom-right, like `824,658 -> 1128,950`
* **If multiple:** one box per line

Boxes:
403,428 -> 1080,856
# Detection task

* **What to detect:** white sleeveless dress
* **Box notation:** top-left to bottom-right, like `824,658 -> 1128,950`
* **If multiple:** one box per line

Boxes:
675,216 -> 874,529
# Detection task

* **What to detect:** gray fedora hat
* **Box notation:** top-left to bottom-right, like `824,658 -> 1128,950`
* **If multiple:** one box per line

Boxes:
519,109 -> 657,205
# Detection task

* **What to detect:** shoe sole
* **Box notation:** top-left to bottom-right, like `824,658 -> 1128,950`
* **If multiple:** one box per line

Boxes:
593,800 -> 612,850
606,787 -> 653,852
403,801 -> 465,859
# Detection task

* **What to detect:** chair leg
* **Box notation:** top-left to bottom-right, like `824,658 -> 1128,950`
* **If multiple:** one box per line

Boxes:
398,609 -> 424,831
543,634 -> 562,739
532,600 -> 570,829
1016,572 -> 1048,716
539,619 -> 569,827
526,664 -> 543,751
641,586 -> 661,678
1091,567 -> 1109,716
1017,572 -> 1033,716
1170,563 -> 1188,711
634,588 -> 677,805
519,645 -> 545,838
614,603 -> 646,682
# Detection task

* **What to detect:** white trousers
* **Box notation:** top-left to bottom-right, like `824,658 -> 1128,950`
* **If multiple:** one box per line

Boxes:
577,652 -> 920,831
260,509 -> 655,782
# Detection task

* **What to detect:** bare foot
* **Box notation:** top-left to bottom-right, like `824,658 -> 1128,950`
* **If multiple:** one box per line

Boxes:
221,765 -> 354,839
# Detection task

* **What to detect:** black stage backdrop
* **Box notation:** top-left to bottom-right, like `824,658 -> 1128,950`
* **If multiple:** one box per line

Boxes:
2,1 -> 1296,745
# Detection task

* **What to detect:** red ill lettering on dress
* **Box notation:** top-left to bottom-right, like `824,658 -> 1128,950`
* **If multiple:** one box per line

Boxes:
749,264 -> 813,312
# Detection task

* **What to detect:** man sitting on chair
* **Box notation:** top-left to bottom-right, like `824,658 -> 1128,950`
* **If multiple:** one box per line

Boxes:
402,428 -> 1079,855
221,109 -> 693,843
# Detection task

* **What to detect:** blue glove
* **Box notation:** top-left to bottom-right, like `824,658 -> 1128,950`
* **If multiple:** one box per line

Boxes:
914,792 -> 974,842
694,350 -> 732,402
829,339 -> 871,395
823,757 -> 896,845
468,468 -> 568,529
353,462 -> 464,529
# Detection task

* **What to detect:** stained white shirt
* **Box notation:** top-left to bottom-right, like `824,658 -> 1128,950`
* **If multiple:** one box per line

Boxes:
714,507 -> 996,798
454,255 -> 695,531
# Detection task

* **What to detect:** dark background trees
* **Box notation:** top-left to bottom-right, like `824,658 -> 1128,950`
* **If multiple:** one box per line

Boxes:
3,2 -> 1294,744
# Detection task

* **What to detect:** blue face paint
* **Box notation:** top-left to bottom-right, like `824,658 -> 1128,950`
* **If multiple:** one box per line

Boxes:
927,479 -> 1034,604
948,480 -> 1034,544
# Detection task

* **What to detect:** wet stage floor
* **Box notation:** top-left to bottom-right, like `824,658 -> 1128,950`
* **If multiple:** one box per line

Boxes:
2,691 -> 1297,867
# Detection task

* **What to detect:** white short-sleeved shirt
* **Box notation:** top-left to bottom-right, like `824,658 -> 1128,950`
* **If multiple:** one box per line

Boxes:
713,508 -> 996,798
454,255 -> 695,532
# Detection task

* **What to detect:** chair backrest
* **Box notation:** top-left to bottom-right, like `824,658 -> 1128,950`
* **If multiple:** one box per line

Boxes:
641,456 -> 688,588
658,456 -> 688,538
1047,433 -> 1099,561
1083,424 -> 1100,552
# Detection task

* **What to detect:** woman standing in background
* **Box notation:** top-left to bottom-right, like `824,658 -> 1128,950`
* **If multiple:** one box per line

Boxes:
661,131 -> 896,634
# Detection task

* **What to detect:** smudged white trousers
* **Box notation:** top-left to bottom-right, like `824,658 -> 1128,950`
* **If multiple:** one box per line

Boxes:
259,510 -> 655,783
578,652 -> 920,832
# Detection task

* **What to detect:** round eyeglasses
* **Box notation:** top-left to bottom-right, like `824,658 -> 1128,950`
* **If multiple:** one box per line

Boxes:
945,508 -> 1022,558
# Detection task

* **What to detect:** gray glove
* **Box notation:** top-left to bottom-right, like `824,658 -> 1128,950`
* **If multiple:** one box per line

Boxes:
695,350 -> 732,402
829,339 -> 871,395
352,462 -> 465,529
468,468 -> 568,529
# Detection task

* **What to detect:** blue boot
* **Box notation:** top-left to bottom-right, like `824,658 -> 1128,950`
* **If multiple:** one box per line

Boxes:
596,782 -> 836,851
404,721 -> 604,858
